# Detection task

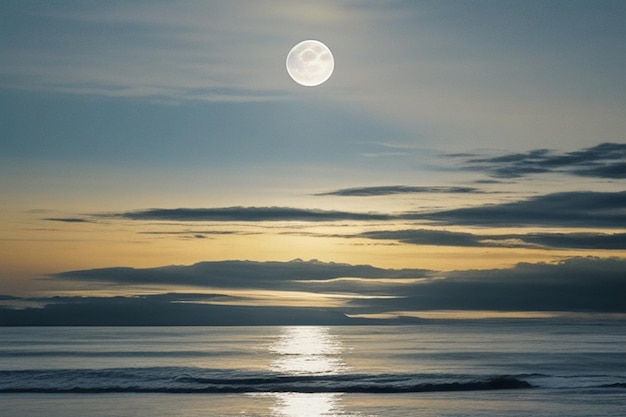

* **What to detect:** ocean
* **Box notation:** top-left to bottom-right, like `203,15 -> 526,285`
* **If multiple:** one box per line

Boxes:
1,321 -> 625,416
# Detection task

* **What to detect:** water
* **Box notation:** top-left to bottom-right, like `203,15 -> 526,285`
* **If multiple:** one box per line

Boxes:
1,322 -> 625,416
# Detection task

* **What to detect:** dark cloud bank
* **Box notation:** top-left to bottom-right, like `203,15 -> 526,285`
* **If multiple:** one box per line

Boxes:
0,294 -> 360,326
2,257 -> 624,325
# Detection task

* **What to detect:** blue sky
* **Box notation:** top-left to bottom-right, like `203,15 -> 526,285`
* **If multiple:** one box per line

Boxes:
1,1 -> 625,324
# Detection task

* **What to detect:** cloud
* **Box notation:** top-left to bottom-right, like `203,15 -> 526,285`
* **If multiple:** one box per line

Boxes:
112,207 -> 392,222
43,217 -> 92,223
414,191 -> 626,228
519,232 -> 626,250
55,259 -> 429,291
3,257 -> 625,324
53,258 -> 626,314
452,142 -> 626,179
90,190 -> 625,229
0,293 -> 365,326
360,229 -> 483,247
349,257 -> 626,314
358,229 -> 626,250
315,185 -> 482,197
138,230 -> 255,241
70,190 -> 626,230
573,162 -> 626,179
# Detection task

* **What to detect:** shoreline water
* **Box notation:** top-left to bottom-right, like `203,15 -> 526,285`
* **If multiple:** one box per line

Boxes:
2,323 -> 625,416
3,389 -> 626,417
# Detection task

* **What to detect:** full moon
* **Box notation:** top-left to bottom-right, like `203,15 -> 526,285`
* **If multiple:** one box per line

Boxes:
286,40 -> 334,87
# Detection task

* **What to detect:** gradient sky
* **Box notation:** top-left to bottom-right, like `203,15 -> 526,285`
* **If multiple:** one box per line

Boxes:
1,0 -> 625,324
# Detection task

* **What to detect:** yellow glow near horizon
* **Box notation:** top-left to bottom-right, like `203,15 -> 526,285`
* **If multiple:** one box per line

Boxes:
2,202 -> 626,297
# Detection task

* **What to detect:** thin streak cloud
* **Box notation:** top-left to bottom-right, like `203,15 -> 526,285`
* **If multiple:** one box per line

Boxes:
358,229 -> 626,250
315,185 -> 482,197
416,191 -> 626,228
91,190 -> 626,229
452,142 -> 626,179
43,218 -> 93,223
113,207 -> 392,222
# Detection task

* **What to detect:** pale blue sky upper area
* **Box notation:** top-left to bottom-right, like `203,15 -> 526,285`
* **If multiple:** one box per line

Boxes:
1,0 -> 625,205
2,1 -> 625,143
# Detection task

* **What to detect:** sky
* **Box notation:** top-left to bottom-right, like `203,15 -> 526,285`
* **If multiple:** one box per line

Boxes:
1,0 -> 625,325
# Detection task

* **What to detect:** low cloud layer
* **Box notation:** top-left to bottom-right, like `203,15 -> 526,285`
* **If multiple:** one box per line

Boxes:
55,259 -> 429,291
0,293 -> 361,326
2,257 -> 624,325
357,257 -> 626,313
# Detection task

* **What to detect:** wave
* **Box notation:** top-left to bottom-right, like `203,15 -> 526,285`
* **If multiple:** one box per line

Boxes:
4,368 -> 624,394
173,374 -> 532,393
0,378 -> 530,394
0,350 -> 218,358
0,368 -> 531,394
0,368 -> 532,394
599,383 -> 626,389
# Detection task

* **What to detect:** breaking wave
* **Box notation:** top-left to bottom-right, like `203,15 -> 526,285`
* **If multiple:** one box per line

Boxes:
0,368 -> 532,394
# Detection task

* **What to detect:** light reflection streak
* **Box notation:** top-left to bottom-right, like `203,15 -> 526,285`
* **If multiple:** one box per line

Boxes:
270,392 -> 344,417
268,326 -> 362,417
269,326 -> 346,375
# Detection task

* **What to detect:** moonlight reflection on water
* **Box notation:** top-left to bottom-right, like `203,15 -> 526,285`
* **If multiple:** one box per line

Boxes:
267,326 -> 359,417
269,326 -> 347,375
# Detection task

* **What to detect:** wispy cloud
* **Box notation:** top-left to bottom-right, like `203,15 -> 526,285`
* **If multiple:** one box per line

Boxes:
451,143 -> 626,179
359,229 -> 484,248
43,217 -> 93,223
90,190 -> 625,229
113,207 -> 392,222
138,230 -> 256,241
0,1 -> 381,103
315,185 -> 482,197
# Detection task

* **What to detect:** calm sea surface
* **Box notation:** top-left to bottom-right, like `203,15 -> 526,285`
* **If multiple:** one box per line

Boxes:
1,322 -> 625,416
